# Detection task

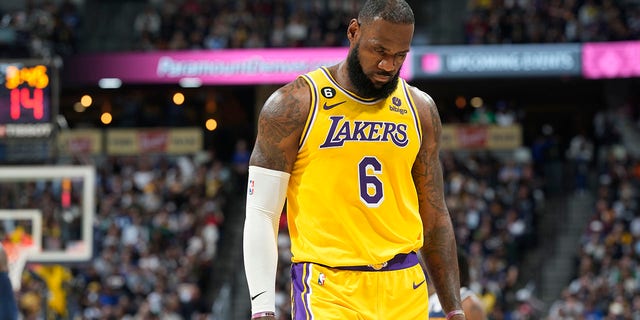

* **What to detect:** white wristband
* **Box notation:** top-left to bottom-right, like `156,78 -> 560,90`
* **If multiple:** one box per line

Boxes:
243,166 -> 290,314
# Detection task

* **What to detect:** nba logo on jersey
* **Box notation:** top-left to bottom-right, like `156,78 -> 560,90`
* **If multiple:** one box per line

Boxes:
248,180 -> 255,195
318,273 -> 326,286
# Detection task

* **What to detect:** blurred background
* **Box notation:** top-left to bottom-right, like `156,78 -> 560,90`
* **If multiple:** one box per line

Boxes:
0,0 -> 639,319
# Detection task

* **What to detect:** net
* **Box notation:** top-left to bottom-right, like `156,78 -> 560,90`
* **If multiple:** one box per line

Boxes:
0,209 -> 42,291
2,242 -> 37,290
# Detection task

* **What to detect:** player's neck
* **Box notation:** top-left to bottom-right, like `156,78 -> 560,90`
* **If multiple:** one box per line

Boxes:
331,61 -> 356,94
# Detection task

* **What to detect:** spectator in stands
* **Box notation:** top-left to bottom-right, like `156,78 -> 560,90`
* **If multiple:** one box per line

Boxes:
6,0 -> 640,57
494,101 -> 517,127
549,144 -> 640,319
469,105 -> 495,125
133,5 -> 162,42
0,0 -> 78,58
464,0 -> 636,44
566,131 -> 595,192
231,139 -> 251,179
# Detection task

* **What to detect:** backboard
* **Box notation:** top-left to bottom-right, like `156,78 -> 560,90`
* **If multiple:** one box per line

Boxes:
0,165 -> 95,263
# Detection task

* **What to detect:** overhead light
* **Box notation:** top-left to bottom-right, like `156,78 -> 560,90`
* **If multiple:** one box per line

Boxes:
100,112 -> 113,125
73,102 -> 85,113
98,78 -> 122,89
470,97 -> 483,108
80,94 -> 93,107
206,118 -> 218,131
179,77 -> 202,88
173,92 -> 185,105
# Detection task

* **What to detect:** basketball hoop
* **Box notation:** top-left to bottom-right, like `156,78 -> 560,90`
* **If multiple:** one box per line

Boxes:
2,241 -> 37,291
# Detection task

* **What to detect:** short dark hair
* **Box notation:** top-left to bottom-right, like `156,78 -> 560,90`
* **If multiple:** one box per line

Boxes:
358,0 -> 415,25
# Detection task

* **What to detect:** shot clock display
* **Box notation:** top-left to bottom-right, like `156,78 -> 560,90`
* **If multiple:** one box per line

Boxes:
0,60 -> 58,162
0,61 -> 55,139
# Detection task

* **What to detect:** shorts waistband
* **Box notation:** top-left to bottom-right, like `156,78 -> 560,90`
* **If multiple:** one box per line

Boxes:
332,252 -> 418,272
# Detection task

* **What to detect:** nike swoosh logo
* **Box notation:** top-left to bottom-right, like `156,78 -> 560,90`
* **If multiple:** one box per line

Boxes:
251,291 -> 267,300
323,101 -> 346,110
413,280 -> 426,289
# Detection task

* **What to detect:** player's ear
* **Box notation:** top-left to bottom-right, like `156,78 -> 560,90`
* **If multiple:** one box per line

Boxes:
347,18 -> 360,42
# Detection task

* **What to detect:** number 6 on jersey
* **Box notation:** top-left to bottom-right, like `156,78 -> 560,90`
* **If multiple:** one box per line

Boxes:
358,156 -> 384,207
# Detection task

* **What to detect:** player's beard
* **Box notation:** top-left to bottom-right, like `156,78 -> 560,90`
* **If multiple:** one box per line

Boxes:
347,42 -> 401,100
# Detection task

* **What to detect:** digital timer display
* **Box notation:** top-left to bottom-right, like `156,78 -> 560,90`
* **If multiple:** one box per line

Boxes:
0,63 -> 51,124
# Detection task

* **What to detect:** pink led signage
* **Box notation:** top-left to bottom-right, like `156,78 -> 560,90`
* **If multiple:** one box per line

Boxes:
64,48 -> 413,86
583,41 -> 640,79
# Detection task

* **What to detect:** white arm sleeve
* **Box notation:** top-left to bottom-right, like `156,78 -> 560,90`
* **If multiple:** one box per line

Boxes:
243,165 -> 290,314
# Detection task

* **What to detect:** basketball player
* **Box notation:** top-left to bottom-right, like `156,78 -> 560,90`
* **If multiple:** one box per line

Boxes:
243,1 -> 465,319
0,243 -> 19,320
428,250 -> 487,320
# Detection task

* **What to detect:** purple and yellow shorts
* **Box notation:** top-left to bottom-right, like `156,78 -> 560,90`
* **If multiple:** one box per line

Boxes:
291,252 -> 429,320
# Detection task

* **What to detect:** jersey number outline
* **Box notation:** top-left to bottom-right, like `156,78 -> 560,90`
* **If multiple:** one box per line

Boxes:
358,156 -> 384,207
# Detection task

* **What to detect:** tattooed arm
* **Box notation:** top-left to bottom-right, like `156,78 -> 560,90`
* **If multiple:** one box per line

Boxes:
410,86 -> 465,319
243,77 -> 310,320
249,76 -> 311,172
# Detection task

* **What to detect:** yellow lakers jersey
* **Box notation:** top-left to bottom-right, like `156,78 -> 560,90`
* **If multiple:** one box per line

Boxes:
287,67 -> 423,267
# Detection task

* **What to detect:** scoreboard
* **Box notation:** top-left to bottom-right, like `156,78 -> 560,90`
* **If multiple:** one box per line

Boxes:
0,59 -> 59,162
